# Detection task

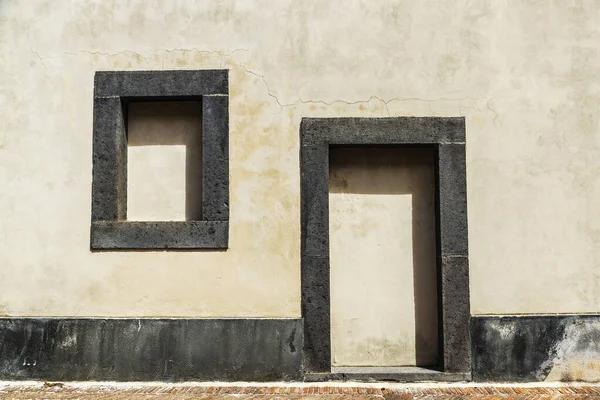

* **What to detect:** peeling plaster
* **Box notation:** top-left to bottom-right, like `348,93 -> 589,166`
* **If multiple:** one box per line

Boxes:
544,320 -> 600,382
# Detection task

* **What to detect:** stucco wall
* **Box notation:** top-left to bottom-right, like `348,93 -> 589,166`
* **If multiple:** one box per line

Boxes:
1,0 -> 600,318
128,102 -> 204,222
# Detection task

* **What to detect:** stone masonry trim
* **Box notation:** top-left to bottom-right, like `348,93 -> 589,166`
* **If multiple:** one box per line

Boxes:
300,117 -> 471,378
90,70 -> 229,250
0,318 -> 301,381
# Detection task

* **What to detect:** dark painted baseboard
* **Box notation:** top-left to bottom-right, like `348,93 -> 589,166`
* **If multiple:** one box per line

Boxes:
471,314 -> 600,382
3,315 -> 598,382
0,318 -> 302,381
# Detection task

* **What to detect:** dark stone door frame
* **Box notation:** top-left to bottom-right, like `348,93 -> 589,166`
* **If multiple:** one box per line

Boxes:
300,117 -> 471,381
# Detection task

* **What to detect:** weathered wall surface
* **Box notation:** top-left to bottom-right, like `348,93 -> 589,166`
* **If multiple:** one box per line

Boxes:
1,0 -> 600,318
472,316 -> 600,382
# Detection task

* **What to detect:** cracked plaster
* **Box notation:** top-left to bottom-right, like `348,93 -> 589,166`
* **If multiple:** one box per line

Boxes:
0,0 -> 600,319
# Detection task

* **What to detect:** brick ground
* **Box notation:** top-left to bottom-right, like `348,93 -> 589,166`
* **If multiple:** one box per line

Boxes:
1,383 -> 600,399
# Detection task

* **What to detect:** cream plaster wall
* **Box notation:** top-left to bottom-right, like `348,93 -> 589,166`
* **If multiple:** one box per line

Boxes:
1,0 -> 600,317
127,102 -> 203,222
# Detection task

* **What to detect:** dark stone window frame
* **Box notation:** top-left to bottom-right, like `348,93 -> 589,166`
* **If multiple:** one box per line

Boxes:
91,70 -> 229,250
300,117 -> 471,380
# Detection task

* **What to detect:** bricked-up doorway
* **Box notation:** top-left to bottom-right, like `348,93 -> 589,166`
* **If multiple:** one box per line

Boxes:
300,117 -> 471,382
328,147 -> 439,369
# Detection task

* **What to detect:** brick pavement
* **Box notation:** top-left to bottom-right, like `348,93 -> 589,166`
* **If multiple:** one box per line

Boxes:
1,382 -> 600,399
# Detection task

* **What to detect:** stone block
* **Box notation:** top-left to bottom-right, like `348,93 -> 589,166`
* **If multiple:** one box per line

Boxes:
91,221 -> 228,250
94,70 -> 228,98
0,318 -> 302,381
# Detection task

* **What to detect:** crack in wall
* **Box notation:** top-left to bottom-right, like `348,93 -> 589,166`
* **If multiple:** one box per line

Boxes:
29,46 -> 47,77
27,46 -> 499,121
234,58 -> 498,120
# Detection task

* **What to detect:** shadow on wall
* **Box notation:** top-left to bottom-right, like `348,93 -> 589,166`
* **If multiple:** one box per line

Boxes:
127,101 -> 203,221
329,146 -> 438,367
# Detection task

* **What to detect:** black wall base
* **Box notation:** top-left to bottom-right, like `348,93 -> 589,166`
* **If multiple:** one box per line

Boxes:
472,314 -> 600,382
2,315 -> 600,382
0,318 -> 302,381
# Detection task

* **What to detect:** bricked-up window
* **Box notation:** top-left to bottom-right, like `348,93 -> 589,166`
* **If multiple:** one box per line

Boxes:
90,70 -> 229,250
127,102 -> 203,222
